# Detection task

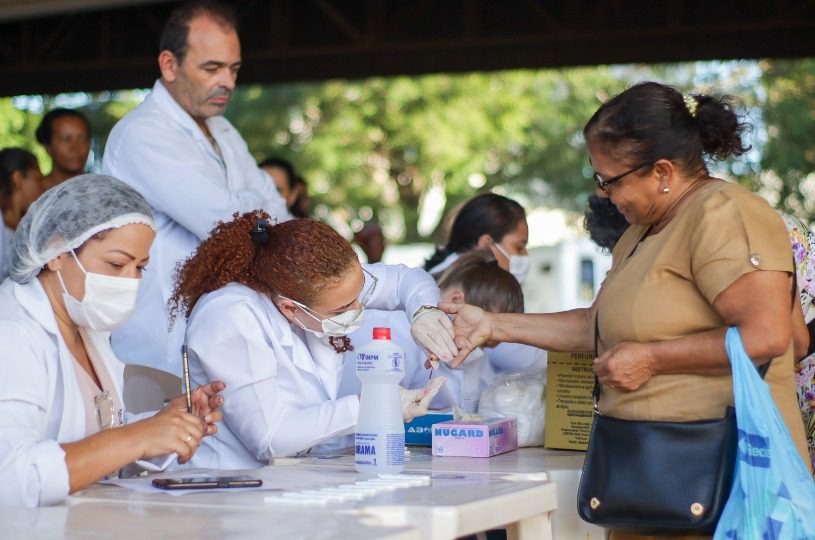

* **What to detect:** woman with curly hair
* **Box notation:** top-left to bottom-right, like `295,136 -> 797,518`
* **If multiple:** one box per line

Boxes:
170,212 -> 451,467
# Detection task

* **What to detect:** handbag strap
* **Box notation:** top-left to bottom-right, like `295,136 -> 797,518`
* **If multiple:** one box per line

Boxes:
592,314 -> 601,413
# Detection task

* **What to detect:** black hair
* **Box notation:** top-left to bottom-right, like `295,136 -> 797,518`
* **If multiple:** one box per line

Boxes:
259,157 -> 296,190
583,195 -> 629,253
159,0 -> 237,65
290,175 -> 309,218
424,192 -> 526,272
0,148 -> 38,206
35,108 -> 90,146
583,81 -> 750,176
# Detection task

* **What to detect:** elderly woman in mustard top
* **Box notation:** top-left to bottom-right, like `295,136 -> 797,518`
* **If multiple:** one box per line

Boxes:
441,82 -> 811,540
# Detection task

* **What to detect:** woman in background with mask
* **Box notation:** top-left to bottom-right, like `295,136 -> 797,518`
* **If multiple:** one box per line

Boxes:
425,192 -> 530,283
425,192 -> 545,375
0,174 -> 224,507
170,212 -> 451,468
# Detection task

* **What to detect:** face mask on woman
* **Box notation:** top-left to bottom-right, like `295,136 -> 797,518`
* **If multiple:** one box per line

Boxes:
281,295 -> 365,338
493,242 -> 531,284
56,250 -> 140,332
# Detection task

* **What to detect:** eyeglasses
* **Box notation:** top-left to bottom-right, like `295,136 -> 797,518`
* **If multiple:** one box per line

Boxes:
358,267 -> 379,307
593,162 -> 653,193
280,267 -> 379,325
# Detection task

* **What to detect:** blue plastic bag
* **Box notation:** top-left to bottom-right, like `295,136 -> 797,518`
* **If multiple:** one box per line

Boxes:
714,327 -> 815,539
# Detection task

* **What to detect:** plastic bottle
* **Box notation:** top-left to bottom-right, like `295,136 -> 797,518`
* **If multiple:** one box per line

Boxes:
355,327 -> 405,474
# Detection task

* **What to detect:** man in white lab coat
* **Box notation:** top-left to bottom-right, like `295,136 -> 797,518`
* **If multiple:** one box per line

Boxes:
103,1 -> 289,374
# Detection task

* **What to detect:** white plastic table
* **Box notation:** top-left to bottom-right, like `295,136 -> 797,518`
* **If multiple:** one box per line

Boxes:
281,446 -> 604,539
63,463 -> 557,540
0,500 -> 419,540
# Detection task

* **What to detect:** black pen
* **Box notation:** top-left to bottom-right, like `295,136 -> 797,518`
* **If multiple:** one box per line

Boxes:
182,345 -> 192,413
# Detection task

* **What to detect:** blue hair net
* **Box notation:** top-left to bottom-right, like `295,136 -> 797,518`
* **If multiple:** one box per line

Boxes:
9,174 -> 154,283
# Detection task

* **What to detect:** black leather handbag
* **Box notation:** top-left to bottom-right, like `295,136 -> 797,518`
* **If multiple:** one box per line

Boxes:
577,317 -> 740,535
577,405 -> 738,534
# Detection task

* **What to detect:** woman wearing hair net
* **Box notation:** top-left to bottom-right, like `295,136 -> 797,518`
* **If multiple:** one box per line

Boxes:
0,174 -> 225,507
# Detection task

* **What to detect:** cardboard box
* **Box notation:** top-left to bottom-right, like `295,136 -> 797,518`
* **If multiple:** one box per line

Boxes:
544,351 -> 595,450
404,411 -> 454,446
431,417 -> 518,457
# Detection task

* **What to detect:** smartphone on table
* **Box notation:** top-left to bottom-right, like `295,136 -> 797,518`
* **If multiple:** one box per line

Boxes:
152,475 -> 263,490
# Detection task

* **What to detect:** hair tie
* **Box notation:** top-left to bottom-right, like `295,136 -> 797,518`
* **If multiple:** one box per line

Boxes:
683,94 -> 698,118
250,217 -> 269,244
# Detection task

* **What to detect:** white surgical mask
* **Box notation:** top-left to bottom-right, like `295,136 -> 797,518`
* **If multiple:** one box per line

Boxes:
56,250 -> 140,332
282,295 -> 365,338
493,242 -> 530,284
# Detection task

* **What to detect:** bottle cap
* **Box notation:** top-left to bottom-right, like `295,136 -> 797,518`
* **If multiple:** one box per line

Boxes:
372,327 -> 391,340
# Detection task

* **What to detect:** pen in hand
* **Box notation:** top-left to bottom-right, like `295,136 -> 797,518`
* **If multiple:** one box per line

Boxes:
182,345 -> 192,414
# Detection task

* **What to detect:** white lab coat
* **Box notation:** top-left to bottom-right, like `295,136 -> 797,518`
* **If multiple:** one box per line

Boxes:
0,280 -> 171,507
0,279 -> 127,507
181,263 -> 439,469
103,79 -> 289,375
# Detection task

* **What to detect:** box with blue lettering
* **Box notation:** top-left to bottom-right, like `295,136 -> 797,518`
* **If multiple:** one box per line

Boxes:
432,417 -> 518,457
404,411 -> 454,445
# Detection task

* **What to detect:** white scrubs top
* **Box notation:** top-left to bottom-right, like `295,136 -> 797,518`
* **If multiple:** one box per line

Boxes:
103,79 -> 290,375
0,280 -> 128,507
181,263 -> 440,469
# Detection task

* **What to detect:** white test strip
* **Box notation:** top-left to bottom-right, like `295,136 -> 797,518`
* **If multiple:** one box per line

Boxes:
264,495 -> 330,506
316,488 -> 367,500
266,473 -> 431,506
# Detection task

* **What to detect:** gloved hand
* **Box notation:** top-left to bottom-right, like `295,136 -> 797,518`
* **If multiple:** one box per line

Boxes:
410,307 -> 457,365
400,377 -> 446,422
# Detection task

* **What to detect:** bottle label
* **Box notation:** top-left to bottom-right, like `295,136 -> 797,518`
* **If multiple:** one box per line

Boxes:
355,432 -> 377,466
357,351 -> 405,373
355,432 -> 405,466
386,433 -> 405,465
386,352 -> 402,372
357,352 -> 378,373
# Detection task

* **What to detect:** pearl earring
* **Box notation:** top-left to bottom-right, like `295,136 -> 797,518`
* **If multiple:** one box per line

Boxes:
662,186 -> 670,193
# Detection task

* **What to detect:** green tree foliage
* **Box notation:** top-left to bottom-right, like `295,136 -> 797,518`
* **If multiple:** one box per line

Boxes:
4,62 -> 786,241
760,59 -> 815,222
228,68 -> 628,242
0,98 -> 48,169
0,92 -> 143,175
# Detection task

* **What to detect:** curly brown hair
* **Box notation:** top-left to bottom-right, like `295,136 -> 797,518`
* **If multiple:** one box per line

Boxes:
169,211 -> 358,322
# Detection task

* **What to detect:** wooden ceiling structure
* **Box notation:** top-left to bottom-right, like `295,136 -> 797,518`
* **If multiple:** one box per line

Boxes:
1,0 -> 815,97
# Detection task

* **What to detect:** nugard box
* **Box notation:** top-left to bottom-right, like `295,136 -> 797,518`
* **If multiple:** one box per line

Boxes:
404,411 -> 454,446
431,417 -> 518,457
544,351 -> 595,451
